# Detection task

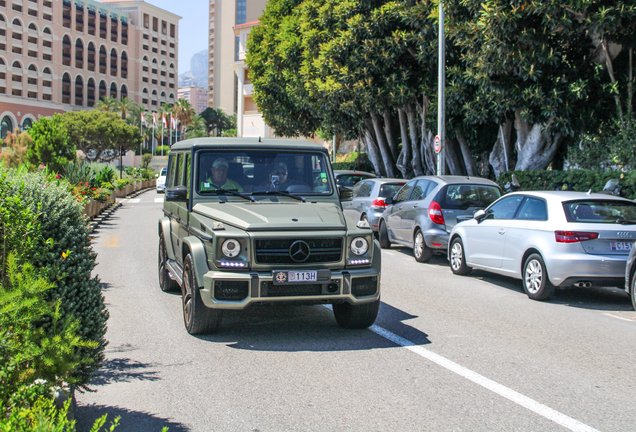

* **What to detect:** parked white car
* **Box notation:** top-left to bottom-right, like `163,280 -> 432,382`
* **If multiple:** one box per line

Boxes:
156,167 -> 168,193
448,191 -> 636,300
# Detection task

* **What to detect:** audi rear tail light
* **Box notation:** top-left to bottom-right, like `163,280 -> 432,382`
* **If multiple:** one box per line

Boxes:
428,201 -> 445,225
371,199 -> 388,209
555,231 -> 599,243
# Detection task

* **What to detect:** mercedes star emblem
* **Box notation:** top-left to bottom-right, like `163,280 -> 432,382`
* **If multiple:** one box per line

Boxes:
289,240 -> 311,263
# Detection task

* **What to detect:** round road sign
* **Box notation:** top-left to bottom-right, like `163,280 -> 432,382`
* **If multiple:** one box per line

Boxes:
434,136 -> 441,153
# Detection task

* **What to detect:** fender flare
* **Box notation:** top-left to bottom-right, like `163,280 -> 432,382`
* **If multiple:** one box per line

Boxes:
158,217 -> 175,261
372,239 -> 382,283
182,236 -> 209,288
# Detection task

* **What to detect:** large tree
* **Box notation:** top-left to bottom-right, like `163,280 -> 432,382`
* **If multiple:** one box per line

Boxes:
62,111 -> 141,162
26,114 -> 76,172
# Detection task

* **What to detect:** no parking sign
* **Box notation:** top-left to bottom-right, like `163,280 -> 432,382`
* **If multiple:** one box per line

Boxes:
434,136 -> 441,153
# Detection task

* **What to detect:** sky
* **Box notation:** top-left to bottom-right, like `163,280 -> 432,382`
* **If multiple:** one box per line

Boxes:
144,0 -> 209,75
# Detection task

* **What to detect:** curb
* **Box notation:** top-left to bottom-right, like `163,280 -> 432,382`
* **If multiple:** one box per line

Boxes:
88,187 -> 155,233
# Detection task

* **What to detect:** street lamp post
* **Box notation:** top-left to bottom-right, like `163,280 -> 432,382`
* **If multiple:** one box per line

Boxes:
437,1 -> 445,176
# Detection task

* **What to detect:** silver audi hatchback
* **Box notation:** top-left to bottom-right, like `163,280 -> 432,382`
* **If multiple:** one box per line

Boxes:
449,191 -> 636,301
378,176 -> 502,262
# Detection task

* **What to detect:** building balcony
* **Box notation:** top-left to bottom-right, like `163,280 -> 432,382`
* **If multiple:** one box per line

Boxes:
0,35 -> 6,45
42,45 -> 52,55
27,28 -> 37,38
13,0 -> 23,6
27,83 -> 37,92
243,84 -> 253,96
27,42 -> 37,52
42,5 -> 52,15
0,21 -> 6,30
42,86 -> 52,94
12,81 -> 22,90
12,39 -> 23,48
27,69 -> 36,78
0,79 -> 6,87
0,64 -> 6,73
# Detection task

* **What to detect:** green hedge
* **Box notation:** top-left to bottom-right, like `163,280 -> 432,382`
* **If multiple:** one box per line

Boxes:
498,170 -> 636,199
331,160 -> 375,173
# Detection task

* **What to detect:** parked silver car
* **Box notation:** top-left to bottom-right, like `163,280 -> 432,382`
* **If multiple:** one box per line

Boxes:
342,178 -> 407,233
449,191 -> 636,301
378,176 -> 502,262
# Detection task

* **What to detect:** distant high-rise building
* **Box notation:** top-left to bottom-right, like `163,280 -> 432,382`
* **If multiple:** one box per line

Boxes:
177,85 -> 207,115
0,0 -> 180,138
208,0 -> 266,114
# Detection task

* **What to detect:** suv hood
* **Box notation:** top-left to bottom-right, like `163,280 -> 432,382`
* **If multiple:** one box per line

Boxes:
193,201 -> 346,231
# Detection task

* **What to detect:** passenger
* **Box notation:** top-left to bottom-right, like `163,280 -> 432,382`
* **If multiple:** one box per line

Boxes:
201,158 -> 243,192
264,162 -> 289,191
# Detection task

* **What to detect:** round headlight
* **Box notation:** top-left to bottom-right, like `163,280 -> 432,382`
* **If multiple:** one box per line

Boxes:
221,239 -> 241,258
350,237 -> 369,256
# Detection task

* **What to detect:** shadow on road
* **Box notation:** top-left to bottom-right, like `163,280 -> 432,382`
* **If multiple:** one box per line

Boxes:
193,301 -> 430,351
390,247 -> 449,267
90,357 -> 162,386
469,269 -> 633,311
75,404 -> 188,432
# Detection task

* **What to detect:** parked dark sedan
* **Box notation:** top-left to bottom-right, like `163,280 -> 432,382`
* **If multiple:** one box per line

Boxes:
342,178 -> 407,233
378,176 -> 502,263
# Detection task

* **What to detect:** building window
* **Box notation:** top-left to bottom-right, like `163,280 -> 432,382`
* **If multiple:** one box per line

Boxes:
1,116 -> 13,138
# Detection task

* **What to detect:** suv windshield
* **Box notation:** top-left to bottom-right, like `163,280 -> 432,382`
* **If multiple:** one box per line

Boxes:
563,200 -> 636,223
196,150 -> 333,196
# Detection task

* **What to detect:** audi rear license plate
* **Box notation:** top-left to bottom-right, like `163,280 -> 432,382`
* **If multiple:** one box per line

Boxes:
610,241 -> 633,251
273,270 -> 317,284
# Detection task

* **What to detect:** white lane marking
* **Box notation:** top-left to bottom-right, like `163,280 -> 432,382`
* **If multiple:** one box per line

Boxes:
125,198 -> 141,203
155,198 -> 164,203
370,325 -> 600,432
603,312 -> 635,322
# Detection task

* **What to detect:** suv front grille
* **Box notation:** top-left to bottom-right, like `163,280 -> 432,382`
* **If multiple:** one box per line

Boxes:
254,238 -> 343,265
351,276 -> 378,297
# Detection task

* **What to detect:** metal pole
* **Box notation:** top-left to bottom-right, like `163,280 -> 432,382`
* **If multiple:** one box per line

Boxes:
332,135 -> 336,163
437,2 -> 445,176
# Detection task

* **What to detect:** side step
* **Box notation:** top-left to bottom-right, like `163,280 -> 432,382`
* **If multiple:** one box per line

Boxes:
166,259 -> 184,287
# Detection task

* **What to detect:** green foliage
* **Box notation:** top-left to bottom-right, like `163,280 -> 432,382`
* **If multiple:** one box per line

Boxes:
332,159 -> 375,173
568,121 -> 636,170
92,165 -> 116,188
26,115 -> 76,173
199,108 -> 236,136
154,145 -> 170,156
100,181 -> 115,191
498,169 -> 636,199
62,111 -> 141,163
0,129 -> 32,168
221,129 -> 237,138
114,178 -> 131,189
62,161 -> 95,186
0,167 -> 108,387
141,153 -> 153,169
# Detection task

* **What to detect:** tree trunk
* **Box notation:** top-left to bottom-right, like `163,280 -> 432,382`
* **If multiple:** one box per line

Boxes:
489,119 -> 513,178
421,129 -> 436,175
455,128 -> 477,176
405,104 -> 425,176
396,108 -> 413,178
629,48 -> 633,123
383,112 -> 400,162
513,108 -> 562,171
602,37 -> 625,128
370,112 -> 397,178
363,119 -> 386,177
445,138 -> 464,175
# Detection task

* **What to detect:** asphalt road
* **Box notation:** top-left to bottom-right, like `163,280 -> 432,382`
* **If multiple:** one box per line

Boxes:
76,190 -> 636,432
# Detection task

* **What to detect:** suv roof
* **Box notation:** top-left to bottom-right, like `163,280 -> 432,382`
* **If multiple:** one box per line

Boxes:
170,137 -> 328,152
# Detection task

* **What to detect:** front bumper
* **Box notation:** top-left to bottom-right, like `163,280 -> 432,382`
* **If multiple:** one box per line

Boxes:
156,184 -> 166,192
200,267 -> 380,310
547,252 -> 628,287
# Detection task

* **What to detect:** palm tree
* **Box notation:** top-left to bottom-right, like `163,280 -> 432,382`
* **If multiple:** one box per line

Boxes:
127,104 -> 147,128
118,97 -> 137,120
173,98 -> 195,139
95,96 -> 119,113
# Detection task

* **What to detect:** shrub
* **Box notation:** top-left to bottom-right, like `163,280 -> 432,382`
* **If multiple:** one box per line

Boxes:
114,178 -> 131,189
498,169 -> 636,199
26,114 -> 76,174
154,145 -> 170,156
62,161 -> 94,186
141,153 -> 153,169
92,165 -> 116,188
0,167 -> 108,388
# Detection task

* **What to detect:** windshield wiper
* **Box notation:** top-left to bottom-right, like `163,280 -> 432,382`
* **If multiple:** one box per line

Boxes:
252,190 -> 306,202
213,188 -> 255,202
616,219 -> 636,225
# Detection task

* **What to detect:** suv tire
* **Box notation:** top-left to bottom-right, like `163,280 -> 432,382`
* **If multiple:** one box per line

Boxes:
449,237 -> 471,275
182,254 -> 223,334
333,299 -> 380,329
522,253 -> 555,301
413,229 -> 432,263
158,238 -> 179,292
378,220 -> 391,249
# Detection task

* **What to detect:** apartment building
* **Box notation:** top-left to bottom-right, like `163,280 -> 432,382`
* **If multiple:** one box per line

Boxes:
208,0 -> 266,115
0,0 -> 180,138
177,85 -> 207,115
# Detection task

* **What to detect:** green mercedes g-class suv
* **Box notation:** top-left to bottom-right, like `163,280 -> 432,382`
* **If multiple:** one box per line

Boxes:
158,138 -> 381,334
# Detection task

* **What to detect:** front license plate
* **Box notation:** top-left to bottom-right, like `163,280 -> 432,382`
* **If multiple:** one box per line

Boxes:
273,270 -> 318,284
610,241 -> 633,251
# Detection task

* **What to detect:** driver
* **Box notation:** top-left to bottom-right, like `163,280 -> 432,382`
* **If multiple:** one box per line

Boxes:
201,158 -> 243,192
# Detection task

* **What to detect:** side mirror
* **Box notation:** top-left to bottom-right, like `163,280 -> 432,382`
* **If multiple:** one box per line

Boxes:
338,185 -> 353,201
385,196 -> 394,205
474,209 -> 487,222
166,185 -> 188,202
